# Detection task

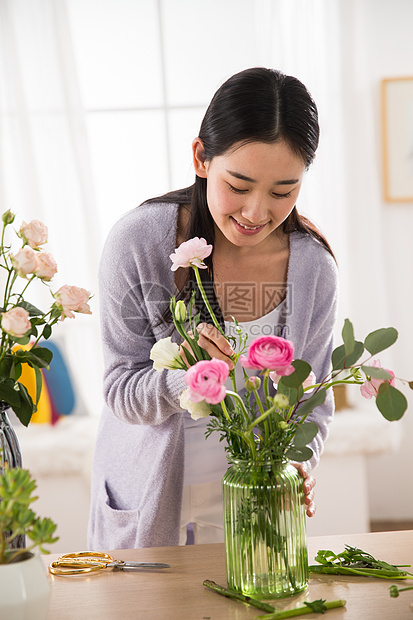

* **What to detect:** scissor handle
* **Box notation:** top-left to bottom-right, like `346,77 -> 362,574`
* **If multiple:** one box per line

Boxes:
59,551 -> 114,562
48,551 -> 114,576
49,561 -> 105,576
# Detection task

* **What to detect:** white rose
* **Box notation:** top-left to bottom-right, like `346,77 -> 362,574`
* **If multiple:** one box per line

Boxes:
1,306 -> 31,338
34,252 -> 58,281
19,220 -> 48,249
149,337 -> 183,371
179,387 -> 212,421
11,247 -> 37,277
54,285 -> 91,319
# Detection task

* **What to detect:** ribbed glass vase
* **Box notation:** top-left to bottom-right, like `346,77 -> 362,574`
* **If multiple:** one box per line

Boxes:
0,404 -> 22,470
222,459 -> 308,599
0,403 -> 25,550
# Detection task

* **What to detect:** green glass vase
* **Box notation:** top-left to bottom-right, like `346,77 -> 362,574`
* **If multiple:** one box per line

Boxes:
222,459 -> 308,599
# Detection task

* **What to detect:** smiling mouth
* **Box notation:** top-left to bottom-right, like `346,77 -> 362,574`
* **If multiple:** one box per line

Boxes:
233,218 -> 266,231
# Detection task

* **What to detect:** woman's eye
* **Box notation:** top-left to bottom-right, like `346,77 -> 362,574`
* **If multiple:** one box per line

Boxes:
273,191 -> 293,199
228,183 -> 247,194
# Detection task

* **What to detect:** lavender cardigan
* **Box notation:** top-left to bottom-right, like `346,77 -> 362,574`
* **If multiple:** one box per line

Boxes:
88,201 -> 338,550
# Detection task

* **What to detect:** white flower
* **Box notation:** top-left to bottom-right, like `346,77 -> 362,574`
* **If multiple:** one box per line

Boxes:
150,337 -> 183,371
179,387 -> 212,420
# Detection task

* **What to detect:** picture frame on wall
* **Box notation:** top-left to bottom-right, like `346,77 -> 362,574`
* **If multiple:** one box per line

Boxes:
381,76 -> 413,202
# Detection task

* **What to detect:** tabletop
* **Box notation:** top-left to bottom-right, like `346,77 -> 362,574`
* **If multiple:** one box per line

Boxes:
43,529 -> 413,619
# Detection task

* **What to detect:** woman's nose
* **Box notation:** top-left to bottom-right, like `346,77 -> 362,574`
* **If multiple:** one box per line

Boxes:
240,196 -> 268,224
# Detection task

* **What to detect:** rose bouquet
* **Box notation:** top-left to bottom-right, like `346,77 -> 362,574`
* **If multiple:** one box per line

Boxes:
150,237 -> 410,464
0,210 -> 92,426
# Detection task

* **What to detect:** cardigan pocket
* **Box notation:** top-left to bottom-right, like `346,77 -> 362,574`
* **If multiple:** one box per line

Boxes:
92,478 -> 142,550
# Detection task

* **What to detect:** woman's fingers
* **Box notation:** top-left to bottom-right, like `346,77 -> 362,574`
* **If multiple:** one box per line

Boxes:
196,323 -> 234,369
291,461 -> 317,518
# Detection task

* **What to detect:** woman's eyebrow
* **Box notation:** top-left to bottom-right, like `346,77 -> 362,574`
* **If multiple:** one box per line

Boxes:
227,169 -> 300,185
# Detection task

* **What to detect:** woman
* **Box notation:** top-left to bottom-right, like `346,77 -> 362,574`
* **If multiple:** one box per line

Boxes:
88,68 -> 338,550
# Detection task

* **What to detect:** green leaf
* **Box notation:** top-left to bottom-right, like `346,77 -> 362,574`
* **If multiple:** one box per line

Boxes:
295,387 -> 326,419
14,383 -> 35,427
280,359 -> 311,388
342,319 -> 355,356
10,361 -> 22,381
364,327 -> 398,356
285,445 -> 313,462
16,346 -> 53,368
293,422 -> 319,447
0,356 -> 13,378
42,324 -> 52,339
361,365 -> 393,381
304,599 -> 327,613
276,381 -> 304,407
332,341 -> 364,370
33,366 -> 43,405
376,384 -> 407,421
0,380 -> 20,407
10,335 -> 31,346
17,301 -> 44,316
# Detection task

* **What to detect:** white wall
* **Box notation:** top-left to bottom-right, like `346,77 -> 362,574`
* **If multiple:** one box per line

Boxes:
339,0 -> 413,521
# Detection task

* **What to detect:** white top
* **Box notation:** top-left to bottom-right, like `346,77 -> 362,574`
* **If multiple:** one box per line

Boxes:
183,301 -> 286,485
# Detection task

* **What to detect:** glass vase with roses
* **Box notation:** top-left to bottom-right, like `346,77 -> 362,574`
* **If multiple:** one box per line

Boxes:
150,236 -> 410,598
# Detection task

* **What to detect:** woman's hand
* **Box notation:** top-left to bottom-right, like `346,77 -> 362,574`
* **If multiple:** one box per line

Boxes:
180,323 -> 234,370
291,461 -> 316,517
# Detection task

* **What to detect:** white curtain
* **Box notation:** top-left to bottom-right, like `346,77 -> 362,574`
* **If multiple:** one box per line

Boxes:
0,0 -> 103,416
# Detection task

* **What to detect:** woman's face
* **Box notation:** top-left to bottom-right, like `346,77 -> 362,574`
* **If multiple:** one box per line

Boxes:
193,139 -> 307,250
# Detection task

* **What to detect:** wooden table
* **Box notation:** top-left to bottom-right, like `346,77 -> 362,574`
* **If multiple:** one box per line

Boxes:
43,530 -> 413,619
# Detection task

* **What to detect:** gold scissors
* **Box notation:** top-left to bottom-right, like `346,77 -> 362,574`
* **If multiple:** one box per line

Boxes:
48,551 -> 171,576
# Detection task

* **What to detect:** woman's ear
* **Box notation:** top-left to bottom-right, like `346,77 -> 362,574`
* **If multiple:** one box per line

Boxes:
192,138 -> 208,178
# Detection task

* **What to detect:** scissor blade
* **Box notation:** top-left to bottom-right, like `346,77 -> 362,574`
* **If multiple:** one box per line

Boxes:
118,562 -> 171,570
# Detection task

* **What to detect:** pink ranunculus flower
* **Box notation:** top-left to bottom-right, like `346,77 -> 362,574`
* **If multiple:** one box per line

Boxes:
19,220 -> 48,249
54,285 -> 92,319
34,252 -> 57,281
240,335 -> 295,375
11,246 -> 37,277
270,370 -> 316,392
360,359 -> 396,399
1,306 -> 31,338
170,237 -> 213,271
184,358 -> 229,405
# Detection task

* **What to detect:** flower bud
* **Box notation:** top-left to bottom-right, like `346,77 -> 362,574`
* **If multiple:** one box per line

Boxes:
2,209 -> 15,225
389,586 -> 399,598
174,300 -> 187,323
245,376 -> 261,392
278,420 -> 289,431
273,394 -> 290,409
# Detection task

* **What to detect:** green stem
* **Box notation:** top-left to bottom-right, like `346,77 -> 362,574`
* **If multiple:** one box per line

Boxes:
193,265 -> 225,336
252,386 -> 270,442
246,404 -> 278,433
224,392 -> 256,458
220,398 -> 232,423
226,390 -> 251,426
256,599 -> 346,619
14,274 -> 36,306
203,580 -> 275,613
309,565 -> 413,579
390,585 -> 413,595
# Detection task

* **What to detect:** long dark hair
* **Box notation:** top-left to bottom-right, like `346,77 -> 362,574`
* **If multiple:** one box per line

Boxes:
147,68 -> 335,323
